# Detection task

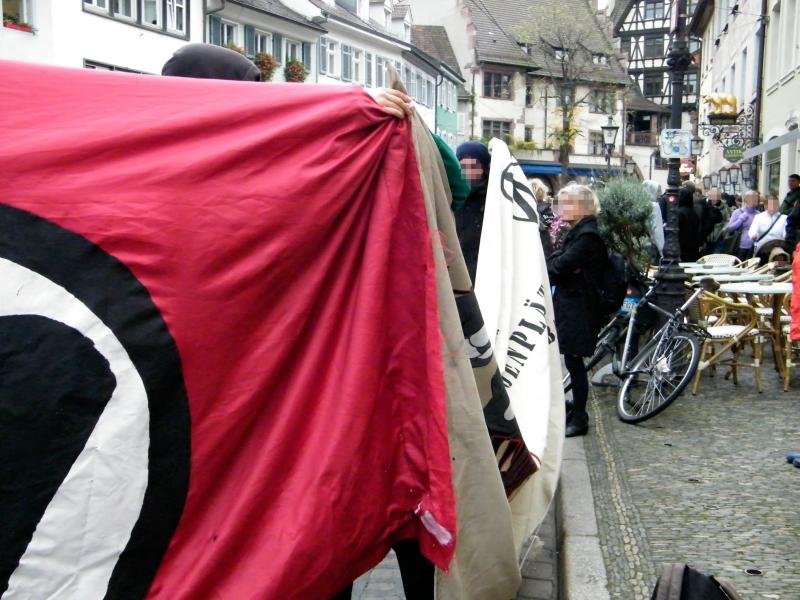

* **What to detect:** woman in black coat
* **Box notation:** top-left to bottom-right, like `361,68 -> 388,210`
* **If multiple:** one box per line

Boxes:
547,185 -> 608,437
678,187 -> 701,262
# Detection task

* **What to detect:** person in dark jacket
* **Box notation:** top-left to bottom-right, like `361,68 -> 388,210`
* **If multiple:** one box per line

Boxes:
547,185 -> 607,437
678,186 -> 701,262
455,141 -> 491,283
529,178 -> 555,257
780,174 -> 800,215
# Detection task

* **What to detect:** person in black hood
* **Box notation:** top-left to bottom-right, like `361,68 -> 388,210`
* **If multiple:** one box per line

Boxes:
547,184 -> 607,438
455,141 -> 491,283
678,186 -> 701,262
162,43 -> 262,81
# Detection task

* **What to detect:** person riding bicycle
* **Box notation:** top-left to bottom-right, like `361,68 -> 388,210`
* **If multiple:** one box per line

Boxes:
547,185 -> 607,438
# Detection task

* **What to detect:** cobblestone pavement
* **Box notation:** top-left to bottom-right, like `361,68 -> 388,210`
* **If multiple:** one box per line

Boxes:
584,362 -> 800,599
353,501 -> 559,600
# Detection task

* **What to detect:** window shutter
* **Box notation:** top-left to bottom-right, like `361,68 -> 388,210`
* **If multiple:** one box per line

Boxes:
319,39 -> 327,74
302,42 -> 311,71
244,25 -> 255,57
208,15 -> 222,46
273,33 -> 283,63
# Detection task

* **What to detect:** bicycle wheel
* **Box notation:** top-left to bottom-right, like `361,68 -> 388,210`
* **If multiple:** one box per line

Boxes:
617,330 -> 700,423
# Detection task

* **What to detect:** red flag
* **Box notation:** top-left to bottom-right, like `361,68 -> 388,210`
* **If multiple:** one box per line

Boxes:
0,60 -> 454,599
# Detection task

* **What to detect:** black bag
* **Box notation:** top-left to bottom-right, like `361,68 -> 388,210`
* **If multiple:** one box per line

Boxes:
718,228 -> 742,255
651,563 -> 742,600
597,251 -> 630,315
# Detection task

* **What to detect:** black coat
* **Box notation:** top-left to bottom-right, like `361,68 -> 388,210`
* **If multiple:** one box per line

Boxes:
678,193 -> 701,262
547,216 -> 607,357
455,181 -> 488,283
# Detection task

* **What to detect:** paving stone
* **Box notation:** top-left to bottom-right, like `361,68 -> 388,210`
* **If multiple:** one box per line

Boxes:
583,349 -> 800,600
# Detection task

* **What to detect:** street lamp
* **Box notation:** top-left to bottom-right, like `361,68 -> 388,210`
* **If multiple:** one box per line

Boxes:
690,135 -> 704,156
702,175 -> 712,189
711,172 -> 719,187
654,0 -> 693,314
729,165 -> 741,188
601,116 -> 620,178
740,161 -> 754,189
719,168 -> 730,186
625,158 -> 637,175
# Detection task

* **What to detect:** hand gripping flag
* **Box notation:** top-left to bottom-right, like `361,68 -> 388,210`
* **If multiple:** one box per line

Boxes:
474,139 -> 565,553
0,60 -> 455,599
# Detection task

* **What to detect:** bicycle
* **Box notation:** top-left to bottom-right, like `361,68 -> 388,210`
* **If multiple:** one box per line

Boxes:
564,277 -> 717,423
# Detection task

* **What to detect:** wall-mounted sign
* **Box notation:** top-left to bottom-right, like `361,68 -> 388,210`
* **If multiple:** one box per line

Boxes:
659,129 -> 692,158
722,144 -> 745,161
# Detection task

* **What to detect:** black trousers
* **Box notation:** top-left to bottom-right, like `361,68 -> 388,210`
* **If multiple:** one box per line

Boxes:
565,355 -> 588,426
330,539 -> 434,600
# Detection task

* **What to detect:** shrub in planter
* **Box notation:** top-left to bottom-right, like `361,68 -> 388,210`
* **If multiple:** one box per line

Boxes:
254,53 -> 279,82
284,60 -> 307,83
597,177 -> 655,273
223,43 -> 244,55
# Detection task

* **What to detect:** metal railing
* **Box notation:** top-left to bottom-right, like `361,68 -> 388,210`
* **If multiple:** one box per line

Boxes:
627,131 -> 659,146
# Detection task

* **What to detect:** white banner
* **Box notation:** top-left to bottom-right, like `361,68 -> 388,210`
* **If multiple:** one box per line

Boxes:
475,139 -> 565,553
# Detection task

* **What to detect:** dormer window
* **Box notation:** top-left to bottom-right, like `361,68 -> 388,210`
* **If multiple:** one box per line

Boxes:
385,9 -> 391,29
553,47 -> 566,61
592,54 -> 608,64
404,22 -> 410,42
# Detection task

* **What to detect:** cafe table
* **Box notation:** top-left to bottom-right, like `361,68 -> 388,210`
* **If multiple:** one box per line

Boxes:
718,281 -> 794,377
691,273 -> 774,283
684,265 -> 747,275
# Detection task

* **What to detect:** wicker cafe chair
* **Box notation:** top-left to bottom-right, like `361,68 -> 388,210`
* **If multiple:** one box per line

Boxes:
774,270 -> 793,283
692,292 -> 763,394
697,254 -> 740,266
781,294 -> 799,391
737,257 -> 762,272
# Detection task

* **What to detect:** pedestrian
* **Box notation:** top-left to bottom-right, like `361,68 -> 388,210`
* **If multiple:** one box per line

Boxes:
693,187 -> 715,252
530,178 -> 555,257
547,184 -> 607,438
678,186 -> 701,261
724,189 -> 760,260
702,187 -> 729,254
455,141 -> 491,283
642,180 -> 665,262
779,174 -> 800,215
749,192 -> 787,258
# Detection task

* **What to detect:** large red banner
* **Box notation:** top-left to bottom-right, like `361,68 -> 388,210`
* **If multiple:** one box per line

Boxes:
0,60 -> 454,599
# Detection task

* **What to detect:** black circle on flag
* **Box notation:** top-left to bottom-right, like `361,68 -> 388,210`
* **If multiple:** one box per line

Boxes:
0,204 -> 190,600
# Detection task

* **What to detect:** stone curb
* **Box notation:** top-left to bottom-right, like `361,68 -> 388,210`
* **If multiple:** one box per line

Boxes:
558,436 -> 610,600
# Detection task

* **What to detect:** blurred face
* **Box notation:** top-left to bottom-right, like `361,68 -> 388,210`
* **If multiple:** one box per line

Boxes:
556,192 -> 590,223
707,188 -> 721,204
789,177 -> 800,190
744,192 -> 759,208
766,196 -> 779,213
460,158 -> 484,187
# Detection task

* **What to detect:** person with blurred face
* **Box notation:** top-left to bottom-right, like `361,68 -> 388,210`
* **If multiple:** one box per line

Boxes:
749,193 -> 787,255
725,190 -> 760,260
454,141 -> 491,282
780,174 -> 800,215
546,185 -> 607,437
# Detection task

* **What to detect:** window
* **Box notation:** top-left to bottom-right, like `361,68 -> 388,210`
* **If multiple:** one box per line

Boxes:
739,48 -> 748,101
525,79 -> 534,107
483,71 -> 512,99
589,89 -> 614,113
427,80 -> 434,108
353,49 -> 362,82
589,131 -> 605,156
644,35 -> 664,59
326,39 -> 338,75
407,68 -> 416,99
112,0 -> 135,19
592,54 -> 608,65
166,0 -> 184,33
285,39 -> 302,63
524,126 -> 534,142
221,20 -> 238,46
643,0 -> 664,20
384,8 -> 391,29
365,53 -> 373,86
342,45 -> 353,81
404,23 -> 411,42
482,120 -> 512,143
643,73 -> 663,97
84,0 -> 108,9
142,0 -> 160,25
684,72 -> 698,96
769,1 -> 781,82
375,56 -> 385,87
5,0 -> 33,23
256,31 -> 273,56
417,73 -> 425,104
83,59 -> 143,73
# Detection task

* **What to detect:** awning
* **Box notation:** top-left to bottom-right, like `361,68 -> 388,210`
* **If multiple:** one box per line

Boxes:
520,163 -> 622,177
742,128 -> 800,160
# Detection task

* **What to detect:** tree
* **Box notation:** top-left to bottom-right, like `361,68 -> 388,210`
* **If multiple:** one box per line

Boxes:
515,6 -> 627,186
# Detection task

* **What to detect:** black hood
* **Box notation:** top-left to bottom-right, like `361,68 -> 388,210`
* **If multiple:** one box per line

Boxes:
162,43 -> 261,82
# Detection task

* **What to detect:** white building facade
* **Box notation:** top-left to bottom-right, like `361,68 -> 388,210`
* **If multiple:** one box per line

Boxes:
1,0 -> 203,73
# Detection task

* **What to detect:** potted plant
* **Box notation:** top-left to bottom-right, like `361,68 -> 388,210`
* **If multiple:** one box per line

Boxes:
223,43 -> 244,55
284,60 -> 307,83
254,53 -> 279,82
596,177 -> 655,274
3,13 -> 32,32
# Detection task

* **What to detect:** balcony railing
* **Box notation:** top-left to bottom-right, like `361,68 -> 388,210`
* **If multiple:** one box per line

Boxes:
627,131 -> 658,146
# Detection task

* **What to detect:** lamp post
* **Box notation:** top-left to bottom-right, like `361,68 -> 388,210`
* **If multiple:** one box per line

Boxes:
601,116 -> 620,179
710,172 -> 719,188
625,158 -> 637,176
690,135 -> 704,157
702,175 -> 712,189
740,161 -> 753,189
655,0 -> 693,314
